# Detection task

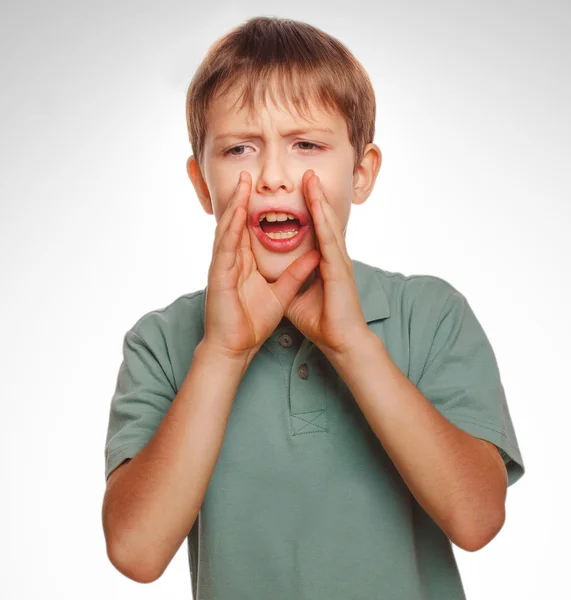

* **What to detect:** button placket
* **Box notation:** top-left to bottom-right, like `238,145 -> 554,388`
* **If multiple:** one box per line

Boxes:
290,343 -> 327,433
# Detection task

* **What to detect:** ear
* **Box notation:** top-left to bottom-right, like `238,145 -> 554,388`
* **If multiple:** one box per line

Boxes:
186,155 -> 213,215
352,143 -> 382,206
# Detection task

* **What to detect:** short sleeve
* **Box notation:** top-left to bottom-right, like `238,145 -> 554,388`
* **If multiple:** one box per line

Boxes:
104,328 -> 176,482
415,290 -> 525,487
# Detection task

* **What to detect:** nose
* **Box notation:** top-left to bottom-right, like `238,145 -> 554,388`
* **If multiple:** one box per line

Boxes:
255,151 -> 294,195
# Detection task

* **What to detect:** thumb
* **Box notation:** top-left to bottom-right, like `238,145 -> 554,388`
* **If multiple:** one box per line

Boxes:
270,250 -> 321,311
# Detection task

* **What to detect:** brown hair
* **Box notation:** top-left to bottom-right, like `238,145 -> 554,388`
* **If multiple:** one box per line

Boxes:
185,16 -> 376,175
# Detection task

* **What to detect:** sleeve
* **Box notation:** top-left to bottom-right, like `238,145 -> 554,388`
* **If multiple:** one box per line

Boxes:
415,290 -> 525,487
104,328 -> 176,482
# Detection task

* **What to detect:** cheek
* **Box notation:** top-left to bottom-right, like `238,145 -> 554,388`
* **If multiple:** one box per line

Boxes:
212,200 -> 229,223
211,182 -> 236,221
319,171 -> 352,209
322,189 -> 351,228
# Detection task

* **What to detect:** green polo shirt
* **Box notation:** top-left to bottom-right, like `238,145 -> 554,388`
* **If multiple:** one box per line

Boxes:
104,258 -> 525,599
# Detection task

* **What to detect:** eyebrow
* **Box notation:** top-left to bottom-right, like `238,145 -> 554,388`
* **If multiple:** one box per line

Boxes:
213,127 -> 336,143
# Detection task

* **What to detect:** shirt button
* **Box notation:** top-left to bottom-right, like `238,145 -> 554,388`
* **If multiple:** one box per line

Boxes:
279,333 -> 293,348
297,363 -> 309,379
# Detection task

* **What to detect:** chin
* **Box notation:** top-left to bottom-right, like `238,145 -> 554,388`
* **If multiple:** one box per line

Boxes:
256,257 -> 291,283
256,254 -> 316,294
251,231 -> 316,283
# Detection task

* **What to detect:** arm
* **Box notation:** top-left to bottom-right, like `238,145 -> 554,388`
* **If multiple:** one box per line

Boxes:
323,332 -> 508,553
102,340 -> 251,583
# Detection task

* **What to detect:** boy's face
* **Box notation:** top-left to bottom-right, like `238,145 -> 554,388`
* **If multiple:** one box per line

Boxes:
187,84 -> 381,283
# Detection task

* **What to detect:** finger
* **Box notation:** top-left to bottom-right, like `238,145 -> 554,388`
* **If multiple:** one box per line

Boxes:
316,189 -> 353,271
270,249 -> 322,310
212,171 -> 247,257
314,183 -> 346,249
212,204 -> 247,273
307,174 -> 348,275
303,169 -> 321,253
240,206 -> 252,252
302,169 -> 345,256
212,171 -> 250,257
237,173 -> 253,253
303,170 -> 351,265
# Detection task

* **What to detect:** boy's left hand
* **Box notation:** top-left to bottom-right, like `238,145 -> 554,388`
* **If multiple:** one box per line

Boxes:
284,170 -> 371,358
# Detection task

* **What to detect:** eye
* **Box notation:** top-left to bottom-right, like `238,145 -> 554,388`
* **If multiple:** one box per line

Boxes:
225,145 -> 250,156
296,141 -> 323,152
224,141 -> 324,156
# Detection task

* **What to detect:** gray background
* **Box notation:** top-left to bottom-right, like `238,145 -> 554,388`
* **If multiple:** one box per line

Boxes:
1,1 -> 568,598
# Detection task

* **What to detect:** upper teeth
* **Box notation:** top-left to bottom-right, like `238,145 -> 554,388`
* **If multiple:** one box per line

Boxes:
259,212 -> 298,223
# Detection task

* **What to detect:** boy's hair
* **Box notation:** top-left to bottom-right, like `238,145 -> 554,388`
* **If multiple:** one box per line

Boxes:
185,16 -> 376,175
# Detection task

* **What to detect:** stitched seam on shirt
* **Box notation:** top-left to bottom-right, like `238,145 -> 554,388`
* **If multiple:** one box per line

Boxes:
292,428 -> 327,435
264,344 -> 293,430
127,329 -> 177,395
291,408 -> 327,415
107,442 -> 146,460
267,345 -> 289,389
292,411 -> 326,433
443,410 -> 505,430
417,291 -> 457,383
445,416 -> 520,453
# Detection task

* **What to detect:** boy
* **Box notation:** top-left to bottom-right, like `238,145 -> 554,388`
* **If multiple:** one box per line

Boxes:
102,16 -> 525,600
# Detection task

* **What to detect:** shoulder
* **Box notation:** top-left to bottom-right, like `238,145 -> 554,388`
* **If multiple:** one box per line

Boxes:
352,258 -> 461,314
126,288 -> 206,348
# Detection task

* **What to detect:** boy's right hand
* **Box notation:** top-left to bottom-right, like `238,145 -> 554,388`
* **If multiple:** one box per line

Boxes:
202,171 -> 321,363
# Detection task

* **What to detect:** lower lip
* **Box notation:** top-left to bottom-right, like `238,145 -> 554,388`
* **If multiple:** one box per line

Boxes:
253,224 -> 310,252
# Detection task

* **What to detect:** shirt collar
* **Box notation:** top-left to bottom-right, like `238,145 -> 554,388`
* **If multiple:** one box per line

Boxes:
351,258 -> 391,323
199,258 -> 390,336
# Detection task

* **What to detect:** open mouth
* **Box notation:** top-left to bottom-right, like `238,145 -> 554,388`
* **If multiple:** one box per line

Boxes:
253,213 -> 309,252
259,215 -> 301,240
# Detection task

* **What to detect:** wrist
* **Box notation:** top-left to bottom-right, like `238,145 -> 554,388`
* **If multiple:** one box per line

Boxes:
321,329 -> 380,367
196,339 -> 258,369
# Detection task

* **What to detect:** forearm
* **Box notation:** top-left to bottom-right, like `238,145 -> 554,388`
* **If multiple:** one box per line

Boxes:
322,332 -> 506,552
103,339 -> 251,582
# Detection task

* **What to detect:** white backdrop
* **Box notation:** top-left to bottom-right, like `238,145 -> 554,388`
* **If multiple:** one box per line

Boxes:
2,0 -> 567,598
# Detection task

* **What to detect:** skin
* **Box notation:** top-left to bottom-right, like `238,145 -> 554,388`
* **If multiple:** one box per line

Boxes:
186,82 -> 382,328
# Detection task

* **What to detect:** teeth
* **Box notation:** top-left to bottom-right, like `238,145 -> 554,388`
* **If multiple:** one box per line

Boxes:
258,211 -> 298,222
265,231 -> 299,239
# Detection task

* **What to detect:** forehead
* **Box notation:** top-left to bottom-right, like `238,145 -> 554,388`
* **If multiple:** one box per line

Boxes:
205,83 -> 346,141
